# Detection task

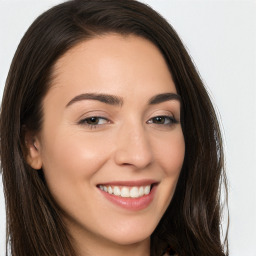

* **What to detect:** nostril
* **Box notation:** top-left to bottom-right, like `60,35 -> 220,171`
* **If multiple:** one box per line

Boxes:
122,162 -> 133,166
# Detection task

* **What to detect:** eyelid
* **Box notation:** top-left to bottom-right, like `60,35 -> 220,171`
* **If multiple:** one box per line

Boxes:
146,107 -> 180,122
78,116 -> 111,128
146,115 -> 178,125
76,109 -> 111,121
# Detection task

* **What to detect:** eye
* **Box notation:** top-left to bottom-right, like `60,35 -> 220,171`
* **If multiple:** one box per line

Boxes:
147,115 -> 178,125
78,116 -> 109,128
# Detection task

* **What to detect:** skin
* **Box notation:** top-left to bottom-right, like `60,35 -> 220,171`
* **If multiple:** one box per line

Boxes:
26,34 -> 185,256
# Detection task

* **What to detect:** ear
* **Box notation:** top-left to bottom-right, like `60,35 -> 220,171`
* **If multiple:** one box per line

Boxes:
24,129 -> 43,170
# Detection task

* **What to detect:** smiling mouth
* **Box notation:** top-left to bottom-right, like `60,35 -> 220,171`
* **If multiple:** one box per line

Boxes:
97,184 -> 154,198
97,181 -> 158,210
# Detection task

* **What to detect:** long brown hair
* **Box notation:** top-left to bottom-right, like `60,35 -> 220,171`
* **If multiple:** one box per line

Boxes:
0,0 -> 228,255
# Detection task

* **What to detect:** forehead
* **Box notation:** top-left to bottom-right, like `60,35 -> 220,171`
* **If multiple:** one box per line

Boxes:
47,33 -> 176,106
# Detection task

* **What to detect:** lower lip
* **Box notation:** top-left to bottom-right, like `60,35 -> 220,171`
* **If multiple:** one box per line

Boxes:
98,185 -> 157,211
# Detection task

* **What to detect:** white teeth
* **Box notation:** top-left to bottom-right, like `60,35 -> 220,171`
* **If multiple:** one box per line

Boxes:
144,185 -> 150,195
113,186 -> 121,196
108,186 -> 113,194
99,185 -> 152,198
130,187 -> 139,198
139,186 -> 144,196
121,187 -> 130,197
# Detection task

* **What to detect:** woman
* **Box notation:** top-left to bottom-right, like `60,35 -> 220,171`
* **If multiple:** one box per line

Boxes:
0,0 -> 228,255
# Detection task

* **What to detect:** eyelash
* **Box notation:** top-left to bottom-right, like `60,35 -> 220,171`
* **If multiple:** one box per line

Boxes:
78,116 -> 109,129
146,115 -> 178,126
78,115 -> 178,129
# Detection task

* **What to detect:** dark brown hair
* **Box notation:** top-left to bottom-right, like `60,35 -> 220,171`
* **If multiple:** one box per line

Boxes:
0,0 -> 228,255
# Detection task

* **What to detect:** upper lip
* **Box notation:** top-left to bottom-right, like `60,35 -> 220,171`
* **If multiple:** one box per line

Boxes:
97,179 -> 158,187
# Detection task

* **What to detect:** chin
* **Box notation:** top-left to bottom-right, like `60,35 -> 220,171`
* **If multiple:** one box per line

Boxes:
106,229 -> 152,246
100,218 -> 157,246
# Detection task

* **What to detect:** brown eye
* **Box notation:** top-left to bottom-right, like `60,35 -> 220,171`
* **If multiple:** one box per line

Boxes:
147,115 -> 177,125
86,117 -> 100,125
152,116 -> 166,124
79,116 -> 109,127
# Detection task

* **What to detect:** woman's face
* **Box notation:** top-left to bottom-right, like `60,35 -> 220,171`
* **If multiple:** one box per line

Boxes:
29,34 -> 185,250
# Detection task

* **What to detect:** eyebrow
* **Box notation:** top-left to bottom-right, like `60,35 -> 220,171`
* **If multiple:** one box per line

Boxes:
66,92 -> 181,108
148,93 -> 181,105
66,93 -> 123,107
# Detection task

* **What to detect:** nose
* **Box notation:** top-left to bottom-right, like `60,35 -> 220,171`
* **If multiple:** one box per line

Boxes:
113,121 -> 153,169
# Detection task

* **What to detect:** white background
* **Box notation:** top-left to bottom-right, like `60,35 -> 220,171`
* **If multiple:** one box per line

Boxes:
0,0 -> 255,255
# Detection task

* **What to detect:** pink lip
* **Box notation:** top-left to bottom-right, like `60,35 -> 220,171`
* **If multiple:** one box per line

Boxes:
98,183 -> 158,211
98,179 -> 158,187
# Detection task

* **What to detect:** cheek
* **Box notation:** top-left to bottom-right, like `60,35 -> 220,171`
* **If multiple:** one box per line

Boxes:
42,129 -> 109,170
154,130 -> 185,176
151,129 -> 185,216
40,130 -> 111,200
